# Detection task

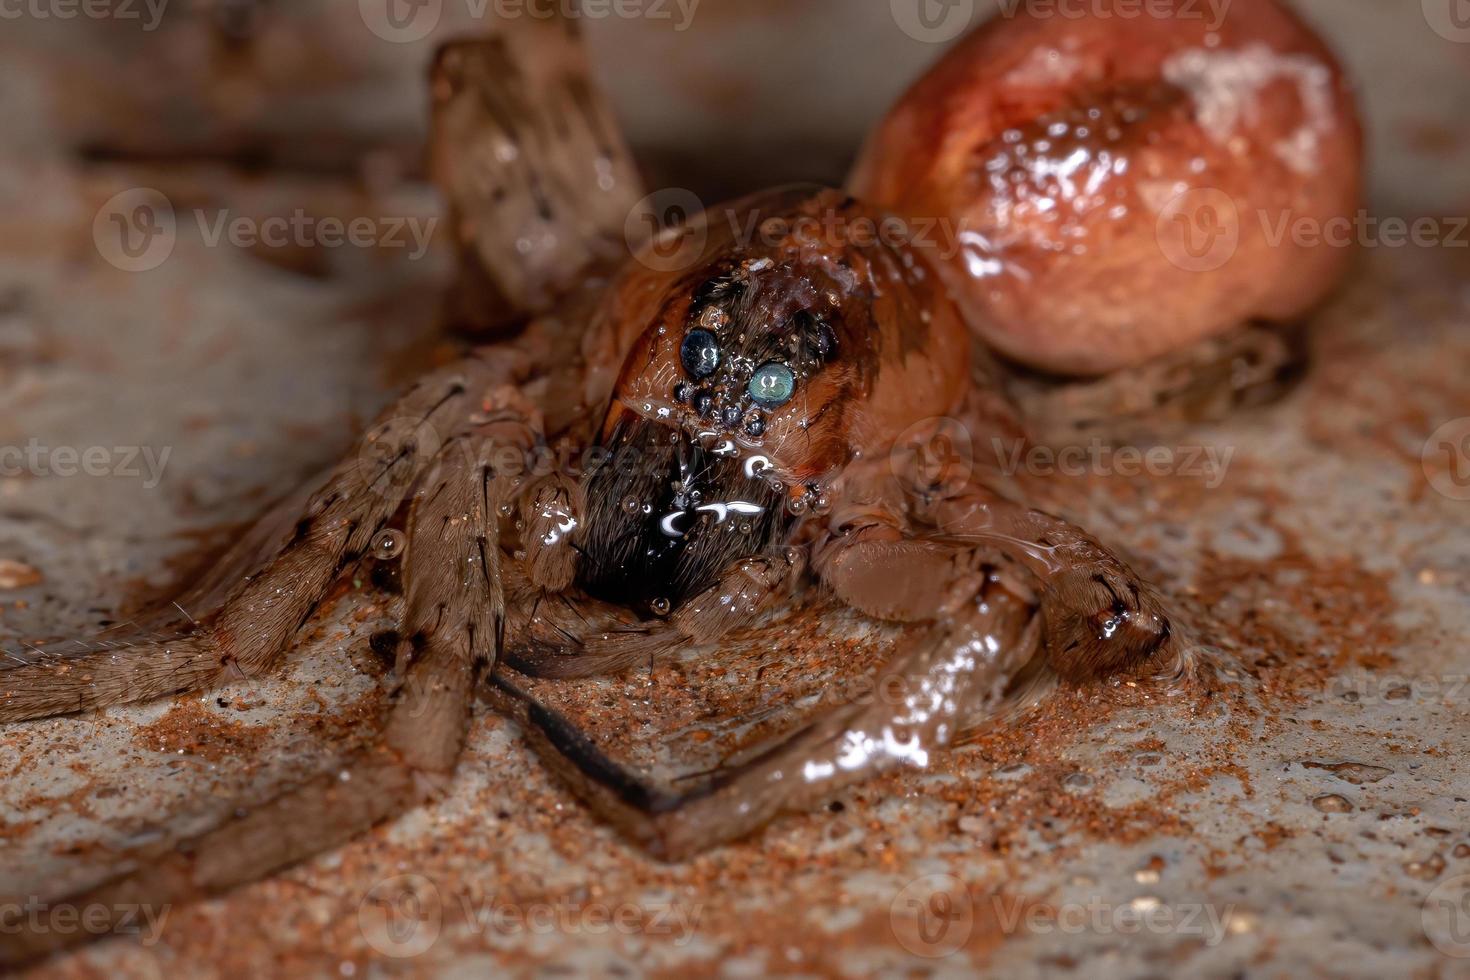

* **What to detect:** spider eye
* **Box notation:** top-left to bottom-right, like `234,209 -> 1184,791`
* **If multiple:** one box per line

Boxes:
680,329 -> 721,379
749,362 -> 796,408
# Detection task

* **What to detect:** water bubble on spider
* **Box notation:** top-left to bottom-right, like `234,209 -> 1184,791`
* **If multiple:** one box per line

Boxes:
372,529 -> 405,560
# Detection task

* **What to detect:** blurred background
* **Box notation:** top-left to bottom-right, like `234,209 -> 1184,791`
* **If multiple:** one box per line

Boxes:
1,0 -> 1466,212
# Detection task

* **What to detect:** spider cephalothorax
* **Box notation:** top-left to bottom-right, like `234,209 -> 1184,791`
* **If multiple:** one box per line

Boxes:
576,187 -> 969,609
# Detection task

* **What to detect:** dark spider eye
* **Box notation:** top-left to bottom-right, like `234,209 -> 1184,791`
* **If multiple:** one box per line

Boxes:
749,362 -> 796,408
680,329 -> 721,379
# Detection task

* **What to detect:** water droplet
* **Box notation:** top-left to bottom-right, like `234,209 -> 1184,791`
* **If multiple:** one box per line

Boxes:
623,496 -> 642,515
1062,772 -> 1094,792
1312,794 -> 1353,813
372,529 -> 405,561
651,597 -> 671,616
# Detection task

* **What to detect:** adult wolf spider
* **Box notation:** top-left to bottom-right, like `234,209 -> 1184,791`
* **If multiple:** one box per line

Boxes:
0,0 -> 1359,963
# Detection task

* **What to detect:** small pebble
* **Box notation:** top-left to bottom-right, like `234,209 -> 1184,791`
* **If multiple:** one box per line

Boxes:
1404,854 -> 1446,881
957,815 -> 987,835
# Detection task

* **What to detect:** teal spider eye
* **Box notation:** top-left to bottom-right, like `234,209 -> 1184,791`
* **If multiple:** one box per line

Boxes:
749,362 -> 796,408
